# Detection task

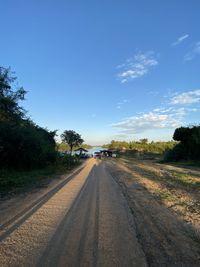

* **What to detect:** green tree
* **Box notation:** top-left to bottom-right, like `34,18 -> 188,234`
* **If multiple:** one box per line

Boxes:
61,130 -> 84,154
56,142 -> 69,151
0,66 -> 57,169
139,138 -> 148,144
164,125 -> 200,161
0,67 -> 26,122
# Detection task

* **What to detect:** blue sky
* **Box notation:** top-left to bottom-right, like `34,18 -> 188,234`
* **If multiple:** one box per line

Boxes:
1,0 -> 200,145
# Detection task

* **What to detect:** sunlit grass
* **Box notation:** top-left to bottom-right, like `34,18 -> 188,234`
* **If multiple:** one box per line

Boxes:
170,172 -> 200,190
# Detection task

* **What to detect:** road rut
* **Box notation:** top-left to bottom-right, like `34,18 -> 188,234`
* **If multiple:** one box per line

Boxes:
0,159 -> 147,267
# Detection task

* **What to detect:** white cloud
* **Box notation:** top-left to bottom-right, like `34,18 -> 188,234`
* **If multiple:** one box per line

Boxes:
184,41 -> 200,61
153,107 -> 173,113
112,112 -> 181,134
172,34 -> 189,46
112,89 -> 200,135
170,89 -> 200,105
117,52 -> 158,83
153,108 -> 162,112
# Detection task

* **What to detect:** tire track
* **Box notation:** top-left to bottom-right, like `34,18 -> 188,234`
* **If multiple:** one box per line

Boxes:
0,164 -> 85,242
0,160 -> 95,267
37,165 -> 100,267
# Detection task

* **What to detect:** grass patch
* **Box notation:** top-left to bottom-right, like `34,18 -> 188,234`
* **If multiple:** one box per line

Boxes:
153,188 -> 179,203
170,172 -> 200,190
119,151 -> 163,160
161,160 -> 200,168
119,158 -> 200,191
0,156 -> 83,197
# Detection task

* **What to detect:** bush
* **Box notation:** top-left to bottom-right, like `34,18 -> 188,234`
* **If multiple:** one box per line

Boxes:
0,121 -> 57,170
164,125 -> 200,162
58,154 -> 80,170
163,143 -> 187,162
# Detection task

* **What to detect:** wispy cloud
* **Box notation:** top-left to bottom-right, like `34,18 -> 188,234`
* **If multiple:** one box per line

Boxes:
153,107 -> 173,113
117,51 -> 158,83
184,41 -> 200,61
170,89 -> 200,104
112,112 -> 181,134
172,34 -> 189,46
112,88 -> 200,136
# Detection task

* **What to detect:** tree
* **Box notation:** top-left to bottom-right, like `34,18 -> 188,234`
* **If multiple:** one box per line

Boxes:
0,67 -> 26,122
0,119 -> 57,169
139,138 -> 148,144
61,130 -> 84,154
164,125 -> 200,161
0,66 -> 57,169
173,127 -> 191,143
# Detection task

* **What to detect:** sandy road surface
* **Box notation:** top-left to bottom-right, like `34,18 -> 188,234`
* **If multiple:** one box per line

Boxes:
0,159 -> 147,267
0,158 -> 199,267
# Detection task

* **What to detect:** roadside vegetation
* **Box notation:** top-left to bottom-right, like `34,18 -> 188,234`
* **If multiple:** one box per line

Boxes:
56,142 -> 92,152
103,139 -> 176,159
164,126 -> 200,164
0,67 -> 85,196
0,154 -> 82,197
104,126 -> 200,166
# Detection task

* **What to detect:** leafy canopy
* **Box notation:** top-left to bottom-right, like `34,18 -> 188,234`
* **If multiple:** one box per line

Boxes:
0,67 -> 57,169
164,125 -> 200,161
0,67 -> 26,122
61,130 -> 84,152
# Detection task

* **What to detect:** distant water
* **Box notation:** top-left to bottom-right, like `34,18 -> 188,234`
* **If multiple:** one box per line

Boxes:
71,146 -> 103,156
87,147 -> 104,155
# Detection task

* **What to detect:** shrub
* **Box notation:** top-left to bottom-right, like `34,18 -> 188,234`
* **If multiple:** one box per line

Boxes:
164,126 -> 200,162
0,121 -> 57,170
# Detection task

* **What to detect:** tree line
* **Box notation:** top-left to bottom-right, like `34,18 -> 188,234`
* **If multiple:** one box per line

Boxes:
103,128 -> 200,162
103,139 -> 176,154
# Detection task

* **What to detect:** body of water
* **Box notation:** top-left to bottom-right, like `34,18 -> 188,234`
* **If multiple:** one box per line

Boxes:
87,147 -> 104,155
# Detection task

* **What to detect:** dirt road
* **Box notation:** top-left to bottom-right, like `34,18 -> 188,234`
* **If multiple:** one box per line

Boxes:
0,158 -> 199,267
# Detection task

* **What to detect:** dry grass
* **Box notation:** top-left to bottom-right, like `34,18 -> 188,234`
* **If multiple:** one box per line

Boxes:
114,157 -> 200,228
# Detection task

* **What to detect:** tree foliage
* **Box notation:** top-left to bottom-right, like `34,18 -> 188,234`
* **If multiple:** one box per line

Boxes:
164,125 -> 200,161
56,142 -> 92,152
0,67 -> 26,122
0,67 -> 57,170
61,130 -> 84,153
139,138 -> 148,144
103,139 -> 175,154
